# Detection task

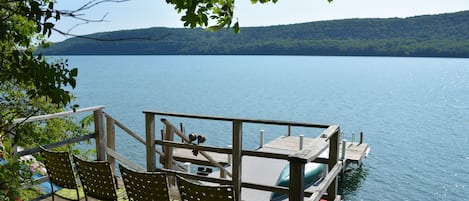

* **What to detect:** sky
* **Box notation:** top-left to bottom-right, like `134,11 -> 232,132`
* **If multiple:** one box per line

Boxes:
50,0 -> 469,42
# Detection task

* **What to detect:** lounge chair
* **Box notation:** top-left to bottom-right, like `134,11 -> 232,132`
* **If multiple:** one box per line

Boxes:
40,146 -> 80,201
119,164 -> 171,201
73,156 -> 119,201
176,175 -> 234,201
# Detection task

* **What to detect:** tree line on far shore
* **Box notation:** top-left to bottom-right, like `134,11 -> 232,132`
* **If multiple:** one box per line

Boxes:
42,10 -> 469,58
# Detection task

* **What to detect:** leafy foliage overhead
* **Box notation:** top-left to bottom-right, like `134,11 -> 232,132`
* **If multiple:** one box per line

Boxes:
165,0 -> 333,33
0,0 -> 77,105
42,10 -> 469,58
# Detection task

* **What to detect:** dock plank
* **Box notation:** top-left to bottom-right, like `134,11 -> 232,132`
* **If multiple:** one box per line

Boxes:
263,136 -> 318,152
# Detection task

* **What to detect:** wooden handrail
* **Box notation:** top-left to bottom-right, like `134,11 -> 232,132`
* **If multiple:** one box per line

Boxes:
307,162 -> 343,201
106,148 -> 146,171
14,105 -> 105,124
144,110 -> 330,128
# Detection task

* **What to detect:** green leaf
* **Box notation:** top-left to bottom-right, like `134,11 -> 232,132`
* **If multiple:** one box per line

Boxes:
70,68 -> 78,77
233,22 -> 240,33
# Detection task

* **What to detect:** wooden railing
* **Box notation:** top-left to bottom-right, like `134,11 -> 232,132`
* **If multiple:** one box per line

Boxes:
144,110 -> 342,201
12,106 -> 106,189
12,107 -> 342,201
15,106 -> 106,158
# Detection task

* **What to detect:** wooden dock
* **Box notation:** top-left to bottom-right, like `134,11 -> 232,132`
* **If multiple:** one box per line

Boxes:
172,135 -> 369,201
173,135 -> 369,168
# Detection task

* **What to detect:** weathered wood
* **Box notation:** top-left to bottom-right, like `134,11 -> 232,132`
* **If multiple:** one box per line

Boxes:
105,113 -> 166,159
106,116 -> 116,174
14,105 -> 105,124
232,120 -> 243,201
94,109 -> 106,161
264,136 -> 319,152
319,125 -> 339,139
144,110 -> 329,128
242,150 -> 290,160
106,148 -> 146,172
343,142 -> 369,162
156,140 -> 232,154
161,119 -> 233,177
326,127 -> 340,201
145,113 -> 156,171
307,162 -> 343,201
289,140 -> 329,163
288,157 -> 305,201
163,125 -> 175,170
105,113 -> 145,144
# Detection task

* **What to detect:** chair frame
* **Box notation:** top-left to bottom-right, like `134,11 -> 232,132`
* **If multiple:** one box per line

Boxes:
176,175 -> 235,201
40,146 -> 80,201
119,164 -> 171,201
73,156 -> 118,201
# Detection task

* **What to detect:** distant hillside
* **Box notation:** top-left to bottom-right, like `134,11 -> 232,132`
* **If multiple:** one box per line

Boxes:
41,11 -> 469,57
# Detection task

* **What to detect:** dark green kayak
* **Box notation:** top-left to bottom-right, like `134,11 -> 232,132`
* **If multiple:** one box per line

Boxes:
270,163 -> 326,201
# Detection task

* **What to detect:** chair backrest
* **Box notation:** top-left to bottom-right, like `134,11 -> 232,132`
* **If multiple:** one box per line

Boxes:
176,175 -> 234,201
73,156 -> 118,201
40,147 -> 79,190
119,164 -> 171,201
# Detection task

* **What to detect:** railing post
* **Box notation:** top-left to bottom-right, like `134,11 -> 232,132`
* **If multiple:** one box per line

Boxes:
94,109 -> 106,161
259,130 -> 264,148
163,124 -> 175,170
145,113 -> 156,172
106,115 -> 116,174
327,126 -> 340,201
288,157 -> 305,201
232,120 -> 243,201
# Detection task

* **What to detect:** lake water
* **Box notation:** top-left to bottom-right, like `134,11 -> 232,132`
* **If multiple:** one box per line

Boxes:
64,55 -> 468,201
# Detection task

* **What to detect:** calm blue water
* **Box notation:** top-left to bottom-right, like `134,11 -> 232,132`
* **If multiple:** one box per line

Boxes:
63,55 -> 468,201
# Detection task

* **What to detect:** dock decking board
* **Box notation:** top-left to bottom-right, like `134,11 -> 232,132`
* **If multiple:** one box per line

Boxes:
171,136 -> 369,167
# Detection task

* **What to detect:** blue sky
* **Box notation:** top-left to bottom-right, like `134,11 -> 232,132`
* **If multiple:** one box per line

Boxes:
50,0 -> 469,42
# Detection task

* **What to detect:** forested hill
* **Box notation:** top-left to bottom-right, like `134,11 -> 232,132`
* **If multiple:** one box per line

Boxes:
42,10 -> 469,57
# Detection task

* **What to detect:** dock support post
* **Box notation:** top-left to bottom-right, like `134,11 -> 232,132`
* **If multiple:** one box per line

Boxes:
299,134 -> 304,150
341,140 -> 347,161
145,113 -> 156,172
106,115 -> 116,174
359,131 -> 363,145
232,120 -> 243,201
94,109 -> 106,161
184,162 -> 191,173
327,126 -> 340,201
259,130 -> 264,148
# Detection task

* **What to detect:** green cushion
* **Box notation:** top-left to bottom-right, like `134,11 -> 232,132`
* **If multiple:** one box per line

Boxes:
55,187 -> 127,200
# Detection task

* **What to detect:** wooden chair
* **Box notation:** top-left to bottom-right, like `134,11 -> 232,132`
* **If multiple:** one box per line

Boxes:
73,156 -> 119,201
176,175 -> 234,201
119,164 -> 171,201
40,146 -> 80,201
